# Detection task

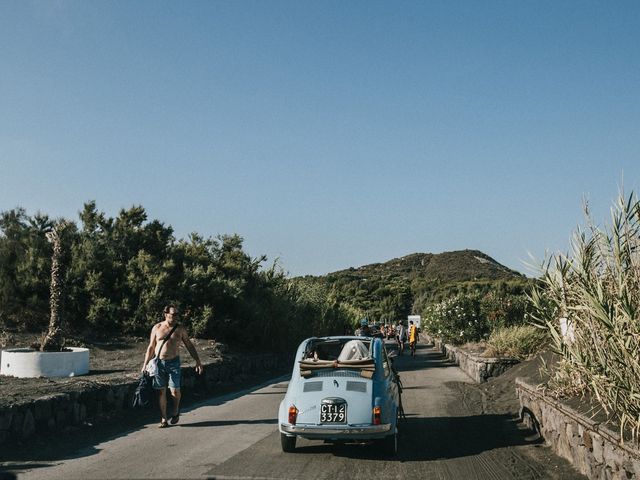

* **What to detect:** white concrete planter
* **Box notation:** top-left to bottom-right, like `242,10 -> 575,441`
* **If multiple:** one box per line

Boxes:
0,347 -> 90,378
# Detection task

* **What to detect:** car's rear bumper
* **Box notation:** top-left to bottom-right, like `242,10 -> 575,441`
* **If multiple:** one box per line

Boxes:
280,423 -> 391,439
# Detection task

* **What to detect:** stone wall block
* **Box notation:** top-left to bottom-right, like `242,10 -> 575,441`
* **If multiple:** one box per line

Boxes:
583,429 -> 593,450
21,409 -> 35,439
208,366 -> 220,383
105,388 -> 115,406
435,339 -> 518,383
182,375 -> 195,388
242,361 -> 251,375
53,393 -> 71,412
604,443 -> 626,470
55,408 -> 68,427
591,463 -> 604,480
591,434 -> 604,463
10,411 -> 24,435
113,387 -> 126,410
0,410 -> 13,431
517,379 -> 640,479
33,398 -> 52,421
621,460 -> 636,479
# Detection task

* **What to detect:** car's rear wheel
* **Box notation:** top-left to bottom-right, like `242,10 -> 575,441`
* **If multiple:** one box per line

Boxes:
281,433 -> 296,452
378,408 -> 399,456
379,430 -> 398,456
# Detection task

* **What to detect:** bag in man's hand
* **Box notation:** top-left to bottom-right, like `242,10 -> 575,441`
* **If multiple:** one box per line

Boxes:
132,372 -> 154,408
145,357 -> 159,377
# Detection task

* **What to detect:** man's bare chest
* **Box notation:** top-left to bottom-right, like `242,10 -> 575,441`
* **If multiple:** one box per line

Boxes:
155,325 -> 181,349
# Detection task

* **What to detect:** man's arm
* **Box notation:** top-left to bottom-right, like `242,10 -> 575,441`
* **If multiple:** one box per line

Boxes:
181,328 -> 203,375
141,325 -> 158,373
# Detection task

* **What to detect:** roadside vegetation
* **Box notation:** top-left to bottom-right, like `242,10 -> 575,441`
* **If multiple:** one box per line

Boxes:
419,287 -> 536,347
530,191 -> 640,442
483,325 -> 547,360
0,202 -> 356,351
0,202 -> 534,353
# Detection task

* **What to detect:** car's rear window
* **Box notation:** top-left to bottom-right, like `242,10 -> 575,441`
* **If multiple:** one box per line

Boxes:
303,338 -> 372,361
299,338 -> 376,379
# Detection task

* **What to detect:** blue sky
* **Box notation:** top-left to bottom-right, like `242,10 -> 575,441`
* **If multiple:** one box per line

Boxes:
1,1 -> 639,276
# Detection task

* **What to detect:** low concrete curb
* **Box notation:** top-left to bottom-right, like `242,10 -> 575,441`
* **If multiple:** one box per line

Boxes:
516,378 -> 640,479
0,353 -> 291,445
428,336 -> 519,383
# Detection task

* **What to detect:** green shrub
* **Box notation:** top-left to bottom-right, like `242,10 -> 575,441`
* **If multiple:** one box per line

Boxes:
480,292 -> 531,329
422,294 -> 488,344
484,325 -> 546,359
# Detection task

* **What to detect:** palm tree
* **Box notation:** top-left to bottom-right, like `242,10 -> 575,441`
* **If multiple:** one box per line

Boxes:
41,221 -> 70,351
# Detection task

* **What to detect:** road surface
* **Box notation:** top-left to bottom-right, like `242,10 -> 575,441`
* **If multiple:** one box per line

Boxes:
3,342 -> 584,479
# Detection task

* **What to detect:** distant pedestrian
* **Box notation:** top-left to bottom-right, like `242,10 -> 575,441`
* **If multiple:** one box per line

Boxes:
142,304 -> 204,428
355,319 -> 371,337
408,320 -> 419,357
396,321 -> 406,355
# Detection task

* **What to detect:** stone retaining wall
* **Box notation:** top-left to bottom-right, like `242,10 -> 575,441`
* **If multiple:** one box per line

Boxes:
0,353 -> 290,445
428,336 -> 519,383
516,378 -> 640,479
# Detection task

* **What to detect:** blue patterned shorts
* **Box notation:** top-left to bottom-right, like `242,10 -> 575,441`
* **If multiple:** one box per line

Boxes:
153,356 -> 181,390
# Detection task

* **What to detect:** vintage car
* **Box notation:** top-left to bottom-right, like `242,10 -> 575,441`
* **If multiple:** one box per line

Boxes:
278,336 -> 401,454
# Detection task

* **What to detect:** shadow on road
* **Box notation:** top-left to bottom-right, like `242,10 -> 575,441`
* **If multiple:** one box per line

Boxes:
392,345 -> 458,372
396,413 -> 541,461
288,413 -> 540,462
181,418 -> 277,427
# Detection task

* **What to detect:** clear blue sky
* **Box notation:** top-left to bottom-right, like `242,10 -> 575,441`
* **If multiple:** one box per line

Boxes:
1,1 -> 639,277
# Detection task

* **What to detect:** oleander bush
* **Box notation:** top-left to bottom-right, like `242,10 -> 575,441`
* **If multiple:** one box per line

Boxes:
421,290 -> 533,345
421,294 -> 487,344
530,191 -> 640,442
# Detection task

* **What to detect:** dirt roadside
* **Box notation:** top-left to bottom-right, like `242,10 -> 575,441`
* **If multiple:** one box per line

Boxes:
0,332 -> 228,408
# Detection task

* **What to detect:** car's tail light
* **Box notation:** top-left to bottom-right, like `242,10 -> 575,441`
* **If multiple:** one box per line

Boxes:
373,406 -> 382,425
288,406 -> 298,425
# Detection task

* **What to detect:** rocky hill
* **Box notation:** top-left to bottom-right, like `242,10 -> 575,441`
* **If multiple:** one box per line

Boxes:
295,250 -> 526,324
326,250 -> 523,283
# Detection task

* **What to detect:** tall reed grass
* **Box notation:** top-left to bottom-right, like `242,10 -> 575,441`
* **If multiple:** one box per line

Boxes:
484,324 -> 546,360
530,191 -> 640,442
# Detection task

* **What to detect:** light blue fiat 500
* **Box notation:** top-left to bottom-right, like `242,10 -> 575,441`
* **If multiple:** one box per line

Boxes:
278,336 -> 401,454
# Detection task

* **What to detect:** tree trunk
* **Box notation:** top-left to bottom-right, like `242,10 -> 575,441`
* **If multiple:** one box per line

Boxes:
41,227 -> 64,351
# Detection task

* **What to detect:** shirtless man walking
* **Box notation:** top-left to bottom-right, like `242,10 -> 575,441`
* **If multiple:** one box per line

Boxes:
142,304 -> 203,428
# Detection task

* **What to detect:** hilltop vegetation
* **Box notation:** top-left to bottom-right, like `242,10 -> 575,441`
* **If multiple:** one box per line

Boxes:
295,250 -> 530,325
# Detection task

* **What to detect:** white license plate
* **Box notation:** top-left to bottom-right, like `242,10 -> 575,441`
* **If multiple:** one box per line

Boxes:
320,403 -> 347,423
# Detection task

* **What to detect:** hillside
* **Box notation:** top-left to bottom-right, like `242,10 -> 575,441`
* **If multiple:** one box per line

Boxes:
295,250 -> 527,324
328,250 -> 523,283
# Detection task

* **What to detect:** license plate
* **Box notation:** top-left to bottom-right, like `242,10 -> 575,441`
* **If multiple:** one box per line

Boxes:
320,403 -> 347,423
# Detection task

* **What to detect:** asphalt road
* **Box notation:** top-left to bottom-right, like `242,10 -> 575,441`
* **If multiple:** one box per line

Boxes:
5,342 -> 584,480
